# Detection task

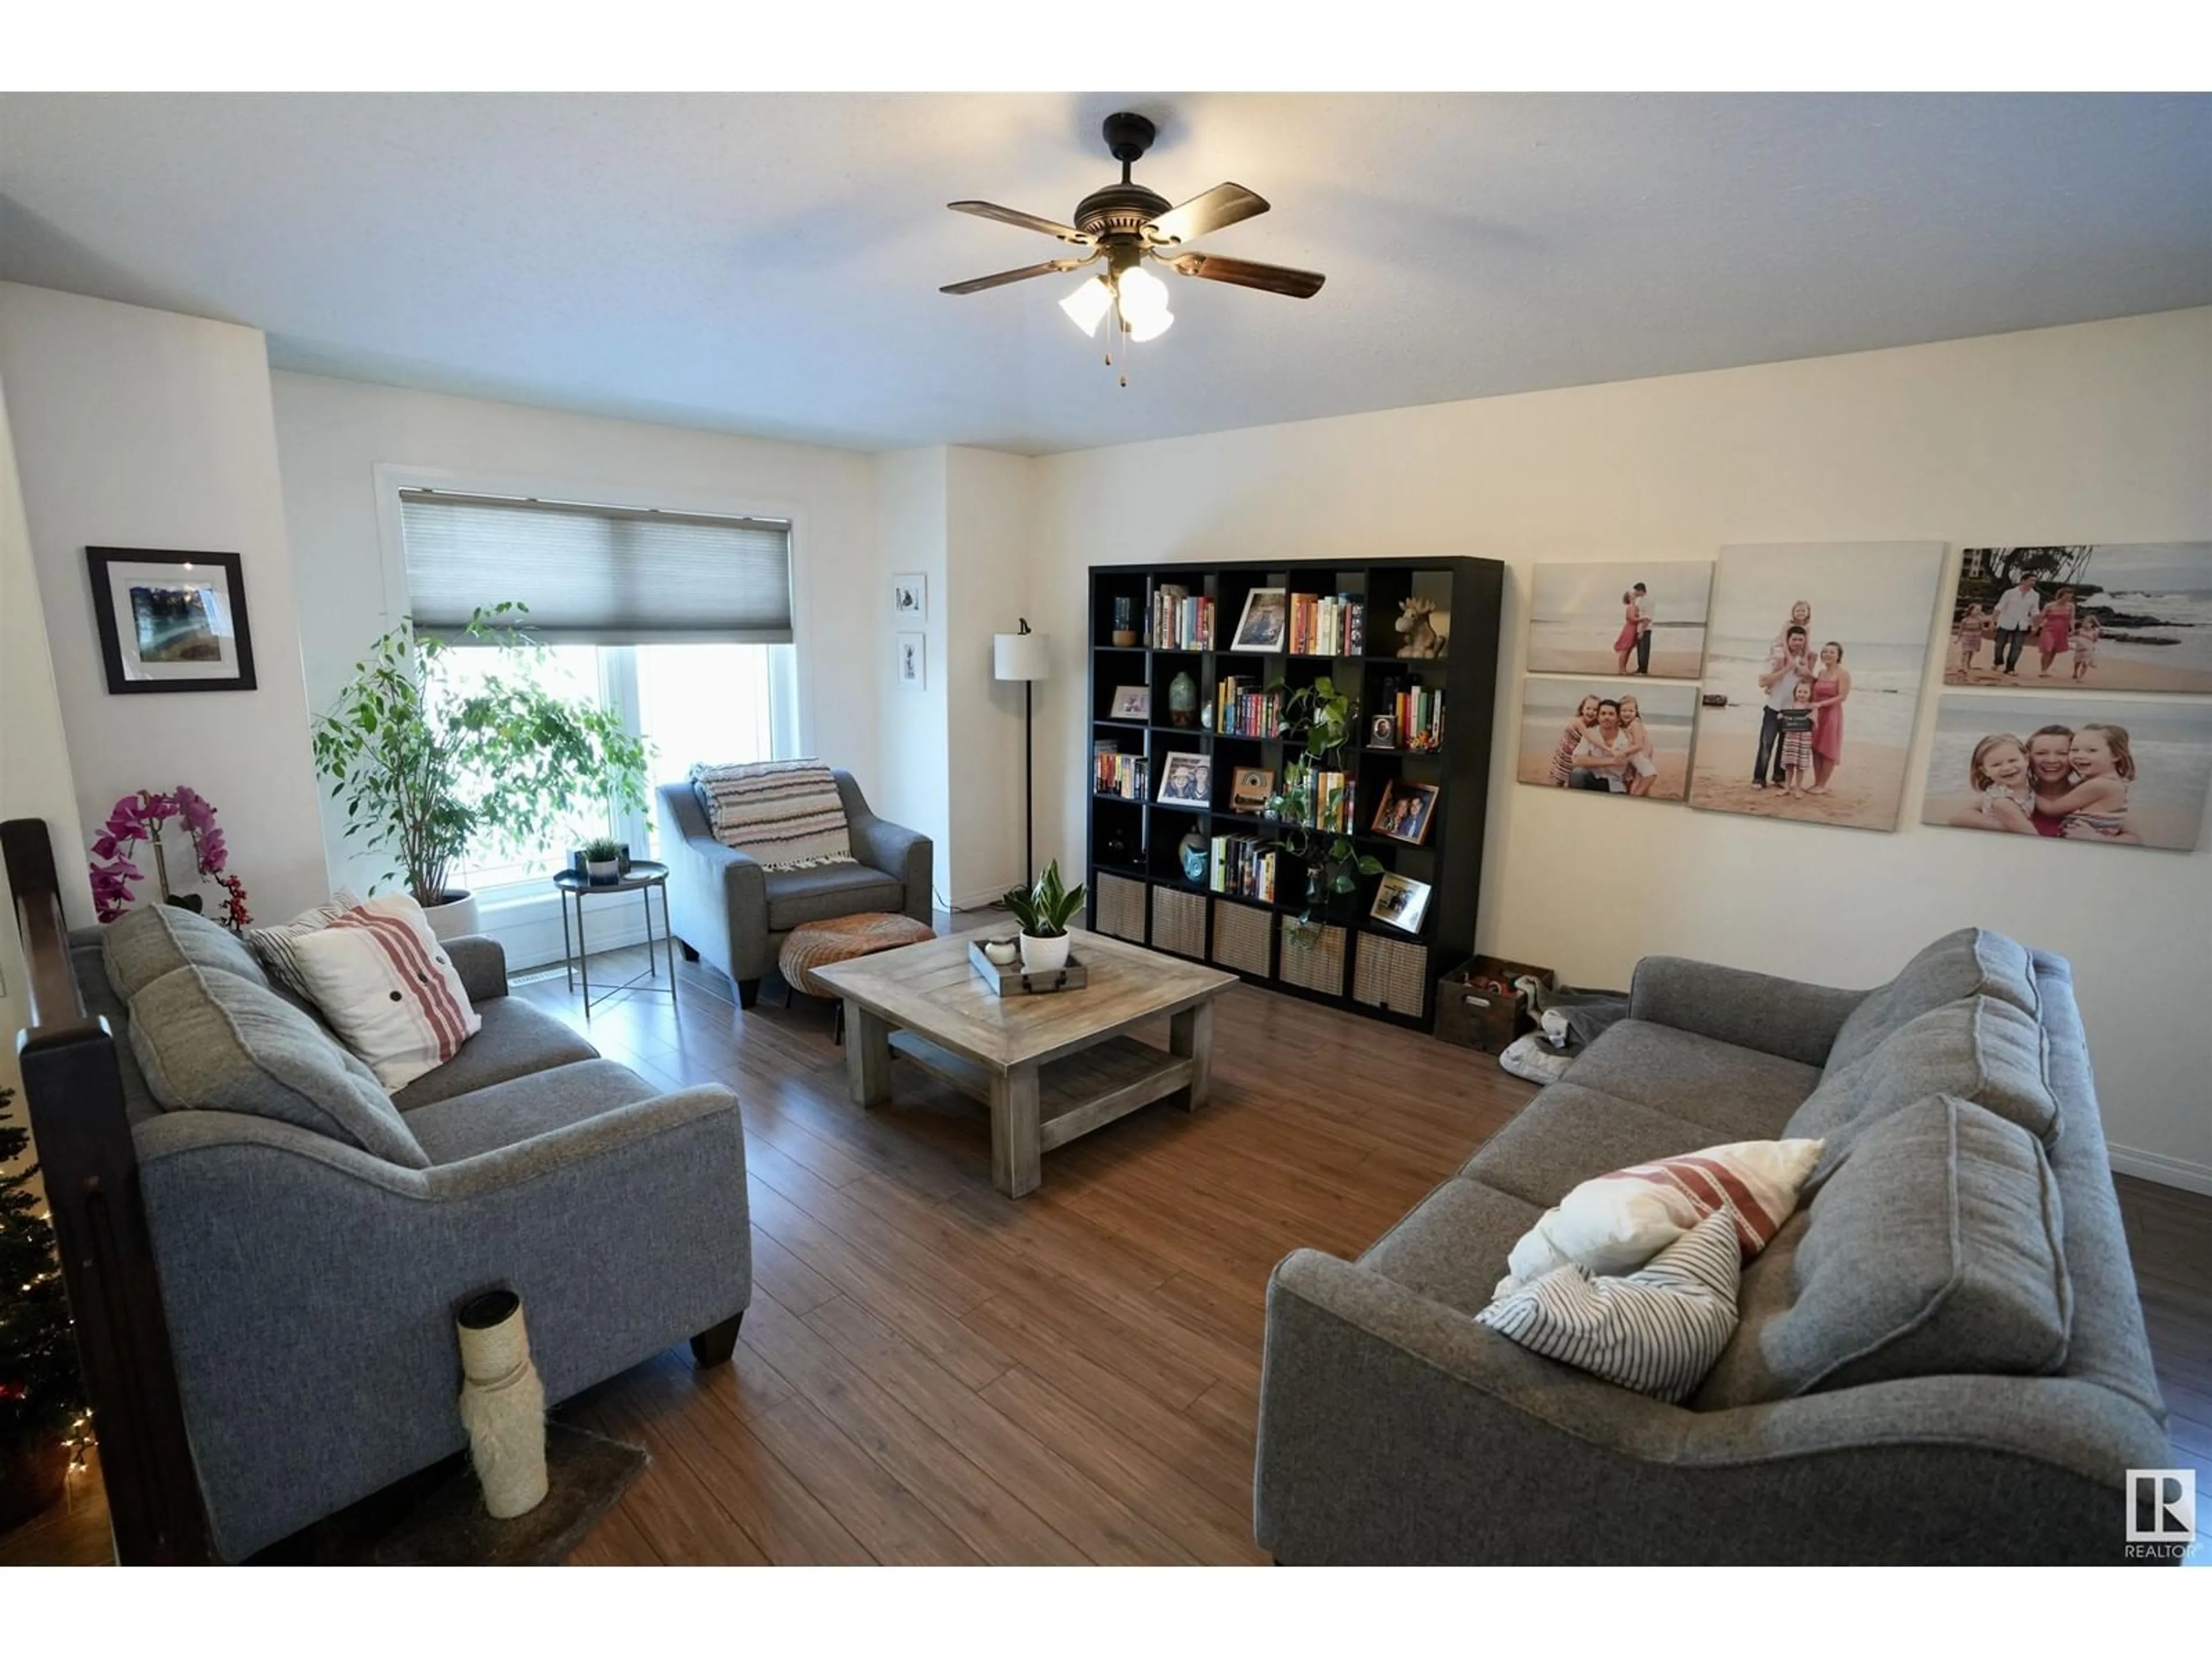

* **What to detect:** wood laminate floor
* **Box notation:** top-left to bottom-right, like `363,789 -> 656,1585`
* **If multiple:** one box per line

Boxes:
6,938 -> 2209,1566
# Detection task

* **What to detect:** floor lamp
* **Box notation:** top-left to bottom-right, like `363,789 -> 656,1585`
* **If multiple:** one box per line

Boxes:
993,620 -> 1050,884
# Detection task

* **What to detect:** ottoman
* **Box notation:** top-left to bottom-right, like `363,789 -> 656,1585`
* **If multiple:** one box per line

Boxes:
777,911 -> 937,1040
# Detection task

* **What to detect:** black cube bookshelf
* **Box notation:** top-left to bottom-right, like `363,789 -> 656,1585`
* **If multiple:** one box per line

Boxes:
1085,556 -> 1504,1031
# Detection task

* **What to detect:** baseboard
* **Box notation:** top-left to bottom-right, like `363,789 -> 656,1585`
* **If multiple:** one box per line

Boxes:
2107,1143 -> 2212,1198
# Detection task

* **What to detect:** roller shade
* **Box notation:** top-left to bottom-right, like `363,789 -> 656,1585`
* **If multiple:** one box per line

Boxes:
398,489 -> 793,644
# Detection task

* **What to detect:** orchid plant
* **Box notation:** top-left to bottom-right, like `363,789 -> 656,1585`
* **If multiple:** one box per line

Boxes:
88,786 -> 253,932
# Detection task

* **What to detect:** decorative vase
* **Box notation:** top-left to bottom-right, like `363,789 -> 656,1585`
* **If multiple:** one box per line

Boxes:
983,937 -> 1020,967
455,1289 -> 548,1521
1019,931 -> 1071,974
1167,670 -> 1199,728
1179,827 -> 1209,884
421,889 -> 481,940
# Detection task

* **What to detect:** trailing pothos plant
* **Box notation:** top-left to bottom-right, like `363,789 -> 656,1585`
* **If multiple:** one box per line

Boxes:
1263,675 -> 1382,941
311,603 -> 651,908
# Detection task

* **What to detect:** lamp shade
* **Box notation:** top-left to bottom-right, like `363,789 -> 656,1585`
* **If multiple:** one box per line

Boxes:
994,630 -> 1051,682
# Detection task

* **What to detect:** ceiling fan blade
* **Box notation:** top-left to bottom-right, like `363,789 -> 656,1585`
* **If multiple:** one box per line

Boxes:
948,200 -> 1093,245
1145,183 -> 1269,246
940,257 -> 1086,296
1162,252 -> 1325,298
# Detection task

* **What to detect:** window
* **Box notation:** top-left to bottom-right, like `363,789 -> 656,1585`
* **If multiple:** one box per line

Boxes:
399,488 -> 796,895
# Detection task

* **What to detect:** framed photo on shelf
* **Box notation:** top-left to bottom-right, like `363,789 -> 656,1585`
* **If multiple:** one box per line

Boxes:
1369,873 -> 1431,933
1230,587 -> 1289,653
1372,779 -> 1438,844
1368,713 -> 1397,750
891,571 -> 927,621
1229,766 -> 1275,813
1109,684 -> 1150,721
1157,752 -> 1213,806
896,631 -> 925,692
86,547 -> 257,694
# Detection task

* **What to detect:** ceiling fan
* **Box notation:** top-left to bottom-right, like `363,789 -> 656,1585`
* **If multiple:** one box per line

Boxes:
940,112 -> 1325,380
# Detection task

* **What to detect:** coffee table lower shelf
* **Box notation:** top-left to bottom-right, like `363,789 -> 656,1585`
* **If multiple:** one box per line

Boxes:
887,1029 -> 1196,1155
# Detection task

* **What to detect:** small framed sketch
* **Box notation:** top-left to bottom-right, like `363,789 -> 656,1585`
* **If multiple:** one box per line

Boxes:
1229,766 -> 1275,813
1370,873 -> 1431,933
1230,587 -> 1289,653
892,573 -> 927,621
896,631 -> 925,692
1372,779 -> 1438,844
1156,752 -> 1213,806
86,547 -> 257,694
1109,684 -> 1150,721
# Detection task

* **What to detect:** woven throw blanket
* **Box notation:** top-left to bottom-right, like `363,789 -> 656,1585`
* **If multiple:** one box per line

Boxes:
690,760 -> 855,869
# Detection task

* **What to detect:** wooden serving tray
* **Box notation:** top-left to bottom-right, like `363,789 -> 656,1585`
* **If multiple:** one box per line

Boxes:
968,940 -> 1090,997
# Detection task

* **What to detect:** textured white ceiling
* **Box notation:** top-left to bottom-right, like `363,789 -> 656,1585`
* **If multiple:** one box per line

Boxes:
2,92 -> 2207,456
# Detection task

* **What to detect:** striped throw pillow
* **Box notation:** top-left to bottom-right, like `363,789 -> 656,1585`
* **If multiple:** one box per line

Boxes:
285,895 -> 482,1091
1476,1210 -> 1743,1403
246,888 -> 365,999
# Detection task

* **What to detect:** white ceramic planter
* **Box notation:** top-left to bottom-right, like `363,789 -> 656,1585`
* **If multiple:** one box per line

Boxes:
421,889 -> 482,941
1019,931 -> 1071,974
585,859 -> 622,885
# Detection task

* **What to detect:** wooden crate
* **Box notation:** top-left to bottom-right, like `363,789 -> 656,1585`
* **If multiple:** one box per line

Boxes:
1210,899 -> 1272,978
1352,932 -> 1429,1016
1152,887 -> 1207,959
1434,953 -> 1554,1052
1278,918 -> 1347,997
1093,872 -> 1147,944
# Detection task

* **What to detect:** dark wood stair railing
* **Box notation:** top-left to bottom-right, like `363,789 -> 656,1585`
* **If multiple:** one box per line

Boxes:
3,817 -> 210,1565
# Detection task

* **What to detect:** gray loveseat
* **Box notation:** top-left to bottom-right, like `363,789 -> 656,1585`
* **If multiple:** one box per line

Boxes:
658,770 -> 931,1007
1256,930 -> 2173,1565
81,906 -> 752,1562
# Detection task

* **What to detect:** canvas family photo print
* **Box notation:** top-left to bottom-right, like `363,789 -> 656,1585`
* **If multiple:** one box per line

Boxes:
1525,560 -> 1713,680
1946,543 -> 2212,692
1516,677 -> 1696,801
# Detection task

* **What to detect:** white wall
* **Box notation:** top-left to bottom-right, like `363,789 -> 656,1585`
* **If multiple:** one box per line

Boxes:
0,285 -> 329,922
874,447 -> 952,904
945,446 -> 1037,907
1029,307 -> 2212,1192
267,370 -> 881,898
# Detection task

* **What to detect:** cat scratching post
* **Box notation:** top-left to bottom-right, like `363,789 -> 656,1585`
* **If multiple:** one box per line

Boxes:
455,1289 -> 548,1520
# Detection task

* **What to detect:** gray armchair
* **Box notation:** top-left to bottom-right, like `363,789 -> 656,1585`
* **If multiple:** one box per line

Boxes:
659,770 -> 932,1006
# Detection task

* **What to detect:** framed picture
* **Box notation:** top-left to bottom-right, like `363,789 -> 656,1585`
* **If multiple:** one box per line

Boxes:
1109,684 -> 1150,721
1944,544 -> 2212,692
895,631 -> 925,692
1371,779 -> 1438,844
1230,587 -> 1289,653
1687,541 -> 1945,832
892,573 -> 927,620
1156,752 -> 1213,806
1229,766 -> 1275,813
1368,713 -> 1397,751
1920,693 -> 2212,853
1527,560 -> 1713,680
86,547 -> 257,694
1516,677 -> 1698,801
1369,873 -> 1431,933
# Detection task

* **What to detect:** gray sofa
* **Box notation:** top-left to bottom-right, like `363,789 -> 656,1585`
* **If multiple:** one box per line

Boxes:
80,908 -> 751,1563
1256,929 -> 2173,1565
658,770 -> 932,1006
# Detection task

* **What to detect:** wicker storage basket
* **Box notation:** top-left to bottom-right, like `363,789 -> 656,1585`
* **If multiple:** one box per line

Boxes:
1352,932 -> 1429,1016
1277,918 -> 1347,996
1151,886 -> 1207,958
1210,900 -> 1272,977
1093,872 -> 1148,944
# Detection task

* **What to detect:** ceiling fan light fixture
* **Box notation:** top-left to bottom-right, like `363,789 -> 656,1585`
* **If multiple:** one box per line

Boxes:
1059,274 -> 1114,336
1115,265 -> 1174,341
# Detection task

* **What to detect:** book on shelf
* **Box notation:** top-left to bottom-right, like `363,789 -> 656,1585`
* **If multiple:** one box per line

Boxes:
1214,675 -> 1285,738
1147,585 -> 1213,650
1277,767 -> 1354,834
1208,835 -> 1279,903
1286,593 -> 1365,657
1094,748 -> 1149,799
1392,684 -> 1446,752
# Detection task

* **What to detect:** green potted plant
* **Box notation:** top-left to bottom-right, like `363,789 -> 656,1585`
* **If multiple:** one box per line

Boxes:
1001,860 -> 1086,974
312,604 -> 651,938
1265,676 -> 1383,940
581,836 -> 624,886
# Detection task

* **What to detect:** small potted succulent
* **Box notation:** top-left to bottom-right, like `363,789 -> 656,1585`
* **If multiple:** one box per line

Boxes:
1001,860 -> 1085,975
581,836 -> 624,886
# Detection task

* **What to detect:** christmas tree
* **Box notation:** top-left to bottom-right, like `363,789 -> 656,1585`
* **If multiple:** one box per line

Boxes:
0,1085 -> 85,1471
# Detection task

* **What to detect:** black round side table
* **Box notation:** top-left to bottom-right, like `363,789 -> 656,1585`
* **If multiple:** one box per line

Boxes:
552,859 -> 675,1016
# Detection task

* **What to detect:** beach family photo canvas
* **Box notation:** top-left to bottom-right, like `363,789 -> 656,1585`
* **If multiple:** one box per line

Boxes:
1525,560 -> 1712,680
86,547 -> 257,694
1945,543 -> 2212,693
1921,694 -> 2212,853
1517,678 -> 1697,801
1688,541 -> 1945,831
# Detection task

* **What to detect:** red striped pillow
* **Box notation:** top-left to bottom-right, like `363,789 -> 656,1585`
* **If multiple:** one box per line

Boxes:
287,895 -> 483,1090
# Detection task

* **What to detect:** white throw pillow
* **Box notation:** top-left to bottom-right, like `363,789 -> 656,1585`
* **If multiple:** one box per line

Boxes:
1497,1137 -> 1822,1300
1476,1209 -> 1743,1403
285,894 -> 482,1090
245,888 -> 364,999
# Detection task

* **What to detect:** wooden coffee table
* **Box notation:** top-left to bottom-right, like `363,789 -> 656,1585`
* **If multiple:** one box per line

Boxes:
809,926 -> 1236,1197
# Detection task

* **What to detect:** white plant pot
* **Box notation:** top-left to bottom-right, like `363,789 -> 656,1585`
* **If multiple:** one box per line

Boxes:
585,859 -> 622,885
1019,931 -> 1071,974
421,889 -> 482,941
